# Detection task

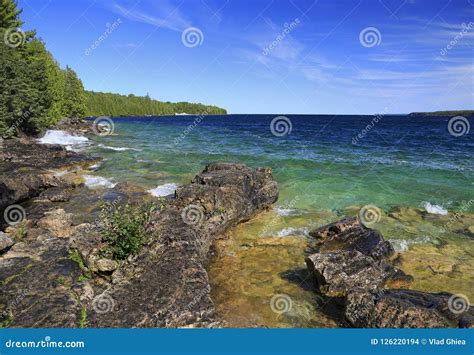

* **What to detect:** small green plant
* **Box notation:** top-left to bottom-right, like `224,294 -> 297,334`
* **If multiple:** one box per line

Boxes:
78,307 -> 87,328
13,221 -> 28,241
69,249 -> 86,270
99,201 -> 156,260
57,276 -> 71,288
214,207 -> 226,215
0,313 -> 14,328
77,274 -> 91,282
69,249 -> 92,281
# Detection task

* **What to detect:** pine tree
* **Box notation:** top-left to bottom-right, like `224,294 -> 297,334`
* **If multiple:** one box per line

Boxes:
62,66 -> 86,120
0,0 -> 70,135
0,0 -> 22,28
0,0 -> 33,136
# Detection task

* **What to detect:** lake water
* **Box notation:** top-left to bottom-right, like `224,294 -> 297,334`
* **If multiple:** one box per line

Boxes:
78,114 -> 473,327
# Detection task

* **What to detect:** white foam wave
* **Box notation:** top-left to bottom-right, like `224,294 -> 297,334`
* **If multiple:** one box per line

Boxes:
98,144 -> 141,152
50,169 -> 68,177
266,226 -> 310,237
422,202 -> 448,215
147,183 -> 177,197
88,163 -> 101,171
83,175 -> 116,189
390,236 -> 433,252
38,130 -> 88,146
273,206 -> 301,216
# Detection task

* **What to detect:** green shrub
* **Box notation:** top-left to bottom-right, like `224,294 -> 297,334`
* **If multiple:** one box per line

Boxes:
99,201 -> 156,260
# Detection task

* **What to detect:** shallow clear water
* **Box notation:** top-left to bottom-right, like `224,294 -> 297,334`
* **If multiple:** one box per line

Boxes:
80,115 -> 473,327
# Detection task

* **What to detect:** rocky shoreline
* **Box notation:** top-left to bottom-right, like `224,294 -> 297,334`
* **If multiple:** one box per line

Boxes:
0,125 -> 279,327
0,120 -> 472,328
305,217 -> 473,328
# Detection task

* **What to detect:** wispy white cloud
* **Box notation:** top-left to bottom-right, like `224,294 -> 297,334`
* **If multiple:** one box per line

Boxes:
112,42 -> 139,48
107,0 -> 191,32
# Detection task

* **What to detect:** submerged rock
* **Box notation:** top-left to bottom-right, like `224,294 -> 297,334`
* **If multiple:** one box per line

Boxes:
305,217 -> 473,328
467,225 -> 474,238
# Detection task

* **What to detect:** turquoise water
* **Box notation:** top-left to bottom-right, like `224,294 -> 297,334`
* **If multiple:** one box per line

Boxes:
83,115 -> 473,213
79,114 -> 473,326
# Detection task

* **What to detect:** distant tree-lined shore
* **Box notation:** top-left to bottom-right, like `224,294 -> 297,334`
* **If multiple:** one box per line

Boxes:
84,91 -> 226,118
408,110 -> 474,117
0,0 -> 226,137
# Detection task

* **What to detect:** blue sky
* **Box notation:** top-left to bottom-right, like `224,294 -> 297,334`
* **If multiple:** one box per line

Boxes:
19,0 -> 474,114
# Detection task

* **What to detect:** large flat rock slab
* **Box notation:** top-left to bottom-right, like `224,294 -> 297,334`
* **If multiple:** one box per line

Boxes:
87,162 -> 278,328
1,162 -> 278,328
